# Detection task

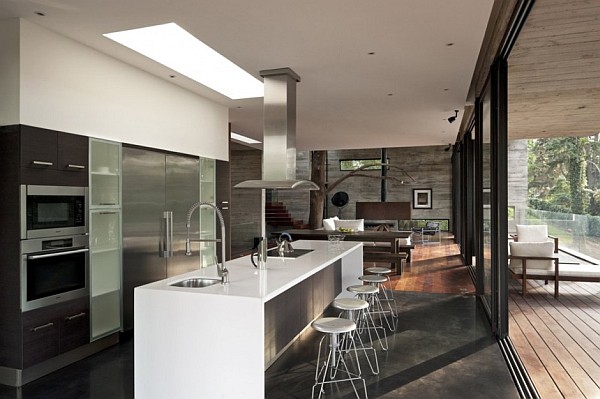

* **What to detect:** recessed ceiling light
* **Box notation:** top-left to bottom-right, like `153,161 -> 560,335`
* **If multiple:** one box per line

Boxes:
231,132 -> 261,144
104,23 -> 264,99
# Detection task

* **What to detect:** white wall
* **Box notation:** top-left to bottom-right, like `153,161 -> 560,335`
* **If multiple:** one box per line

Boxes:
0,19 -> 20,125
1,19 -> 229,161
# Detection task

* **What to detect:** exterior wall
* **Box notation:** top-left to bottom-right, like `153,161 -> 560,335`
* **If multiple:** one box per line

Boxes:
1,19 -> 229,161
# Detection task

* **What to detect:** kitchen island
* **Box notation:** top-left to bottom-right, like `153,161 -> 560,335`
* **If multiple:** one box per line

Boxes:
134,240 -> 363,399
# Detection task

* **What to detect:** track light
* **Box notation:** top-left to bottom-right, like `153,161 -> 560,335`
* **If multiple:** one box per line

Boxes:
448,109 -> 459,123
444,144 -> 451,152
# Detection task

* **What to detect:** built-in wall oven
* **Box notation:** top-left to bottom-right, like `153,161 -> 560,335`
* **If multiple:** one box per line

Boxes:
21,185 -> 87,239
21,234 -> 89,312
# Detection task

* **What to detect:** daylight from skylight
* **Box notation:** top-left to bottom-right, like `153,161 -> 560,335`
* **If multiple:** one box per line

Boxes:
104,23 -> 264,99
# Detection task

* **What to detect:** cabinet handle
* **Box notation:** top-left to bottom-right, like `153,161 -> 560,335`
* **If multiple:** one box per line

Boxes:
99,203 -> 117,206
99,211 -> 118,215
32,160 -> 53,166
67,164 -> 86,169
31,322 -> 54,332
221,207 -> 229,210
65,312 -> 86,321
221,201 -> 229,204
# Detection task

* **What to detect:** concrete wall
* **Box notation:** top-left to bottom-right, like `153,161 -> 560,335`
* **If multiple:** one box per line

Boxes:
260,145 -> 454,228
1,19 -> 229,161
230,149 -> 263,255
325,146 -> 453,227
508,139 -> 529,232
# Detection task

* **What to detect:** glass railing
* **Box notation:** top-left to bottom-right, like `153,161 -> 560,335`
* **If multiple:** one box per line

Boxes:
513,207 -> 600,262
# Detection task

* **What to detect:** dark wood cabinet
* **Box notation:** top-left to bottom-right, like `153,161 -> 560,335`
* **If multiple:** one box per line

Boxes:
20,126 -> 58,169
264,260 -> 342,366
16,125 -> 89,186
21,297 -> 90,368
57,132 -> 89,173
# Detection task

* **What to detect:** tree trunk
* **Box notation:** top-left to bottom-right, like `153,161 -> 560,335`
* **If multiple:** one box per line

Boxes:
309,150 -> 326,228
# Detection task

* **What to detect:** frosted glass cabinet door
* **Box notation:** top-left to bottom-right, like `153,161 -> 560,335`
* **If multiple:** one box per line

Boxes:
90,210 -> 122,339
90,139 -> 121,207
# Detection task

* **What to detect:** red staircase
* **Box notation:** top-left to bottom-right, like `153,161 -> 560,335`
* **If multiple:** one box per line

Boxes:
265,202 -> 310,229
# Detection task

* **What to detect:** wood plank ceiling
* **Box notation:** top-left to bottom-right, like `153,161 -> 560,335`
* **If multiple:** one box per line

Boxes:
508,0 -> 600,139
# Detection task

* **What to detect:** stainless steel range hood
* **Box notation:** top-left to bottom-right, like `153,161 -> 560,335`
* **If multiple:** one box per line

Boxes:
234,68 -> 319,190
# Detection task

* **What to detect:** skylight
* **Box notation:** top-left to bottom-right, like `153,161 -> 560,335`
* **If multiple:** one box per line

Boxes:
104,23 -> 264,100
231,132 -> 261,144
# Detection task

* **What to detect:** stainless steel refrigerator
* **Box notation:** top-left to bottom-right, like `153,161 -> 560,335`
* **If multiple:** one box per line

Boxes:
122,146 -> 200,331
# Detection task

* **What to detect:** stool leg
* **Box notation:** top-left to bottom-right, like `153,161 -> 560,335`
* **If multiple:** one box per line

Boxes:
357,293 -> 388,351
377,279 -> 398,329
367,284 -> 396,332
340,309 -> 379,375
312,332 -> 368,399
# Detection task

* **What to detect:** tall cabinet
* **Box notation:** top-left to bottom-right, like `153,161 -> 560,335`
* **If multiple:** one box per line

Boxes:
89,139 -> 122,340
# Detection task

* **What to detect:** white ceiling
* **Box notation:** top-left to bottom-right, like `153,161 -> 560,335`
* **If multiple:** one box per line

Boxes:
0,0 -> 494,150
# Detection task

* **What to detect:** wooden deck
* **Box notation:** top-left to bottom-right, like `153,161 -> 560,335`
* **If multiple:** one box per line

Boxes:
509,279 -> 600,398
376,235 -> 600,398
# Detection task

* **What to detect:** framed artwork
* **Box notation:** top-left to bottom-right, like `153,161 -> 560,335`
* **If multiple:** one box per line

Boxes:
413,189 -> 432,209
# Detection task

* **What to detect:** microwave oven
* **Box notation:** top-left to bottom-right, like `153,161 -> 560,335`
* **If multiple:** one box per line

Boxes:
21,185 -> 88,239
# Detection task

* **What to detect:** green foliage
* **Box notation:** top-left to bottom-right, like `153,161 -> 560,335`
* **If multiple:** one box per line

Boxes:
528,136 -> 599,216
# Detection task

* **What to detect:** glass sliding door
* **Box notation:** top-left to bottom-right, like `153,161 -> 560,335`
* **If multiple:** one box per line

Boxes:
480,85 -> 493,313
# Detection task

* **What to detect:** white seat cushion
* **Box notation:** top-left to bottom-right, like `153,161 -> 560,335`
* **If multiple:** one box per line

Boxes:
509,241 -> 554,270
516,224 -> 548,242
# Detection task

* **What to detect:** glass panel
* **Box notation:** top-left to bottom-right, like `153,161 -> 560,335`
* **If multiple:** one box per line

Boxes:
91,290 -> 121,338
199,158 -> 216,267
90,139 -> 121,207
481,87 -> 493,308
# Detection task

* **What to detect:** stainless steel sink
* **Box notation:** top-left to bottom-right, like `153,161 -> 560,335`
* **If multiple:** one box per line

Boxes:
170,277 -> 221,288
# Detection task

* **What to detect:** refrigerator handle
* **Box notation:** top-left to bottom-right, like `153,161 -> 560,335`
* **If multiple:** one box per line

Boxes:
163,211 -> 173,258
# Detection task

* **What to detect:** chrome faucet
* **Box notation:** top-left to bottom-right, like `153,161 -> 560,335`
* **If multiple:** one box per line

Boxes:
185,202 -> 229,285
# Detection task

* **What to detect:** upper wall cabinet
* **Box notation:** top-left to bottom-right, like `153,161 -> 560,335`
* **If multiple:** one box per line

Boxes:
18,125 -> 89,186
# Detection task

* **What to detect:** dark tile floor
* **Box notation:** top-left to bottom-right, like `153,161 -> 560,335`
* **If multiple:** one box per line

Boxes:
0,292 -> 519,399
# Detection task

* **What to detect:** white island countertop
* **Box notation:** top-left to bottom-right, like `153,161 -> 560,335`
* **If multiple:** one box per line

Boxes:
134,239 -> 363,399
138,239 -> 363,302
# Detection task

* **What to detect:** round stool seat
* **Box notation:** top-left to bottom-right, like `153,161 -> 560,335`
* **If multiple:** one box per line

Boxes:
333,298 -> 369,311
347,284 -> 379,295
366,267 -> 392,275
312,317 -> 356,334
359,275 -> 387,284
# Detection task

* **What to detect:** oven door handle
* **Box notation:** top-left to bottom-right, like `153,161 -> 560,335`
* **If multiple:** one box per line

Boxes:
27,248 -> 89,260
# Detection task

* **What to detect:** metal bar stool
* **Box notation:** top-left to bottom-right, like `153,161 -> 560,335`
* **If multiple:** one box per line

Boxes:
333,298 -> 379,375
346,285 -> 388,351
365,266 -> 395,302
311,317 -> 368,399
359,274 -> 398,331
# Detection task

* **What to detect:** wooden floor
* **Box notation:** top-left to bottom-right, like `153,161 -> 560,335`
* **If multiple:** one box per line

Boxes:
388,235 -> 475,294
374,235 -> 600,398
